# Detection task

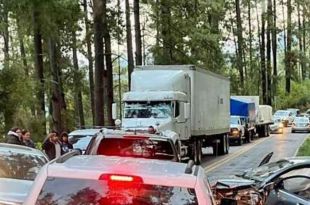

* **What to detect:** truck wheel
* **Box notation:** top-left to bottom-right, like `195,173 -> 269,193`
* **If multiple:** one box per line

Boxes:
192,139 -> 202,165
238,135 -> 243,146
219,135 -> 227,155
225,135 -> 229,154
246,131 -> 251,143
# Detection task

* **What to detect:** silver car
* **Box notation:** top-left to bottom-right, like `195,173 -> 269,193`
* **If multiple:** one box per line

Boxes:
0,143 -> 48,205
291,117 -> 310,133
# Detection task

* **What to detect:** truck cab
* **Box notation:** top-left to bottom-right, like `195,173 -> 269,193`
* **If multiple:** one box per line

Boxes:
229,115 -> 246,145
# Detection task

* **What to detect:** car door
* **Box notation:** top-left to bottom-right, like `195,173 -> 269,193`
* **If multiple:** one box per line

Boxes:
266,176 -> 310,205
265,164 -> 310,205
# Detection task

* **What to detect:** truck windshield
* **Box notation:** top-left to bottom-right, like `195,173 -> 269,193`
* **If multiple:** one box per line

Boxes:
124,102 -> 172,119
230,116 -> 240,124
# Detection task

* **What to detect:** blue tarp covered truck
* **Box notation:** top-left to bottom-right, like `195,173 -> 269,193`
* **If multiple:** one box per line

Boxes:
229,97 -> 256,144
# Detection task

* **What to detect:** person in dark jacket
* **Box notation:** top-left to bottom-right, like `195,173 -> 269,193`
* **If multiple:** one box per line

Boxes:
21,129 -> 36,148
6,127 -> 24,145
60,132 -> 73,154
42,132 -> 62,160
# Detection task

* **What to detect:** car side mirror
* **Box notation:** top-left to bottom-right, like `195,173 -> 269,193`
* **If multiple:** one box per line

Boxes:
112,103 -> 117,120
220,198 -> 237,205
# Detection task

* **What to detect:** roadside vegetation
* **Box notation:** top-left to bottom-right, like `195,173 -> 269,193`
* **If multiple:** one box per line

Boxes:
297,136 -> 310,156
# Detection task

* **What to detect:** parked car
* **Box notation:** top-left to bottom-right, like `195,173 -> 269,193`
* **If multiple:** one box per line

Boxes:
273,110 -> 294,127
229,115 -> 246,145
68,128 -> 101,152
212,154 -> 310,205
85,128 -> 182,162
291,117 -> 310,133
0,143 -> 48,205
24,154 -> 223,205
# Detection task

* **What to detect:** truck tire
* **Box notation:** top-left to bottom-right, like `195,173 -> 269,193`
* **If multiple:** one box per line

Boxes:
238,134 -> 243,146
225,135 -> 229,154
218,135 -> 226,155
245,131 -> 251,143
192,139 -> 202,165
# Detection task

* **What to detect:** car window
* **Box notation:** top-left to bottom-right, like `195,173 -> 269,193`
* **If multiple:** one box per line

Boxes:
0,152 -> 47,181
281,177 -> 310,200
97,138 -> 175,160
36,177 -> 198,205
280,167 -> 310,179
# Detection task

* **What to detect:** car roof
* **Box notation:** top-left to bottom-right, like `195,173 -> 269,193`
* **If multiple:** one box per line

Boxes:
0,143 -> 46,158
68,129 -> 101,136
98,129 -> 178,143
47,155 -> 198,188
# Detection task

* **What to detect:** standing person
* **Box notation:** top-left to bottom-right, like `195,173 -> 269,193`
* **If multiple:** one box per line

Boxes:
42,132 -> 62,160
21,129 -> 36,148
6,127 -> 24,145
60,132 -> 73,154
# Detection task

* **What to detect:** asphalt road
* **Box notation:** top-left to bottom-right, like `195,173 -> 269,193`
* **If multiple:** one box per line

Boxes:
202,127 -> 309,182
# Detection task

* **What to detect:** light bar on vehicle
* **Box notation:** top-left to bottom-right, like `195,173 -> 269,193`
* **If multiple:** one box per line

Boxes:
99,174 -> 144,183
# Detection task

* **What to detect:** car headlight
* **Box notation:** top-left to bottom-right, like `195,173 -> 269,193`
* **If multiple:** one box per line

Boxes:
231,129 -> 239,135
278,123 -> 284,128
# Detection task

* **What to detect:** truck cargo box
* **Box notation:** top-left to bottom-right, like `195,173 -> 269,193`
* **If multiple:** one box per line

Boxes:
230,97 -> 256,123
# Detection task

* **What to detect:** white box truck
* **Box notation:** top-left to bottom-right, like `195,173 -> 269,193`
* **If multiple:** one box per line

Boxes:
115,65 -> 230,164
232,96 -> 273,138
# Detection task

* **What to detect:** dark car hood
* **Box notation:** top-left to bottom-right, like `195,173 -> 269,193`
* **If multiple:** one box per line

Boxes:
213,176 -> 255,189
0,178 -> 33,203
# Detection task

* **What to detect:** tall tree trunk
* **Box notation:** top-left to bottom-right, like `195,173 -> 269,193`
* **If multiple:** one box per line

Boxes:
248,0 -> 253,72
160,0 -> 173,64
134,0 -> 142,66
261,10 -> 267,104
48,38 -> 63,133
103,0 -> 114,126
72,31 -> 85,127
125,0 -> 134,89
16,19 -> 28,75
32,8 -> 46,135
235,0 -> 244,93
2,1 -> 9,63
302,4 -> 306,80
272,0 -> 277,98
286,0 -> 292,93
255,0 -> 262,96
83,0 -> 95,124
266,0 -> 272,105
297,2 -> 304,80
93,0 -> 105,126
281,0 -> 287,53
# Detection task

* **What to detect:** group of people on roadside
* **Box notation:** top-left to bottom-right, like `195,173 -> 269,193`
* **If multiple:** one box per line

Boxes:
5,127 -> 73,160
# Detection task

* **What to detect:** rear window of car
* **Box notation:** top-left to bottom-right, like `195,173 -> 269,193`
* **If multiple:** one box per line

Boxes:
97,138 -> 175,160
35,177 -> 198,205
0,152 -> 47,181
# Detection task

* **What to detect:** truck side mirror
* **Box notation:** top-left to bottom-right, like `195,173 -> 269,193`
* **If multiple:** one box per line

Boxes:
184,103 -> 190,119
112,103 -> 117,120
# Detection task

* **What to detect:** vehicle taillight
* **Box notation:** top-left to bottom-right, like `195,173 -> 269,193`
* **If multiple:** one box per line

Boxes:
99,174 -> 143,184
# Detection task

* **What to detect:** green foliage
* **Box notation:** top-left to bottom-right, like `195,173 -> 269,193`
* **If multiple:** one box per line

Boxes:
275,79 -> 310,110
297,137 -> 310,156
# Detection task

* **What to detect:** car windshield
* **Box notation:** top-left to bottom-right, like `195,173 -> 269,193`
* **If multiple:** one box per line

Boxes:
294,118 -> 309,123
0,151 -> 47,181
230,116 -> 239,124
36,177 -> 198,205
69,135 -> 94,150
97,138 -> 175,160
124,102 -> 172,119
242,160 -> 293,182
274,111 -> 289,117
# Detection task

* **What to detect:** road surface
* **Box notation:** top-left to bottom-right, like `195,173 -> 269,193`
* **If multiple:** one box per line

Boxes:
202,127 -> 309,182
